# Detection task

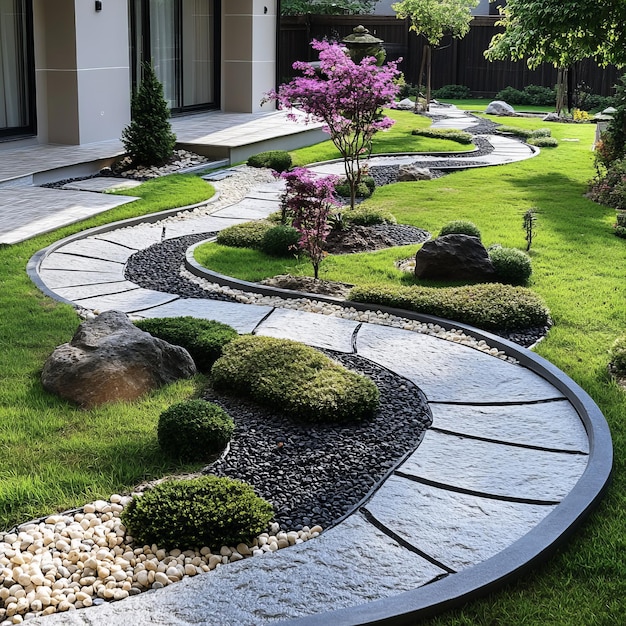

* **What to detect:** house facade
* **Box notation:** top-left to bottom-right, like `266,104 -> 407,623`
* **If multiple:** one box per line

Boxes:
0,0 -> 278,145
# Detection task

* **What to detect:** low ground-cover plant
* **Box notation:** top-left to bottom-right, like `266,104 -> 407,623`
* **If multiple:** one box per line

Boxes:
528,136 -> 559,148
349,283 -> 550,331
211,335 -> 380,421
439,220 -> 481,239
488,246 -> 533,285
158,399 -> 234,461
121,475 -> 273,550
247,150 -> 292,172
496,126 -> 552,139
411,128 -> 473,145
342,206 -> 397,226
134,317 -> 237,372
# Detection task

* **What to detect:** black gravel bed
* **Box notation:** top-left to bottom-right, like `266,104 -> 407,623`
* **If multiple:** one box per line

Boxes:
124,233 -> 238,301
366,223 -> 431,246
492,325 -> 551,349
202,350 -> 432,532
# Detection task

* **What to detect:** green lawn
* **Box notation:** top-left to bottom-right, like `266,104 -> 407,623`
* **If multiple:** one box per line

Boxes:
438,98 -> 556,114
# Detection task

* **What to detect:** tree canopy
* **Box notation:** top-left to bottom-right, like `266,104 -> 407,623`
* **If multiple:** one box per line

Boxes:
280,0 -> 376,15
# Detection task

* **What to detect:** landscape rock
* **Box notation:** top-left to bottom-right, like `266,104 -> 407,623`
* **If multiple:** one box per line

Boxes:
414,234 -> 495,281
395,97 -> 415,110
485,100 -> 515,115
397,164 -> 433,182
41,310 -> 196,408
542,112 -> 561,122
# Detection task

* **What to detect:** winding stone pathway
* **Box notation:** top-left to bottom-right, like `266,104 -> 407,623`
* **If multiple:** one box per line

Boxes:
25,106 -> 611,625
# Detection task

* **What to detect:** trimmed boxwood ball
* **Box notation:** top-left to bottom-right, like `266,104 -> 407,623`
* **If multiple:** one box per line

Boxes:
439,220 -> 481,240
247,150 -> 292,173
216,220 -> 274,249
158,399 -> 234,461
489,246 -> 533,285
211,335 -> 380,422
349,283 -> 550,332
134,317 -> 238,371
121,475 -> 273,550
260,224 -> 301,257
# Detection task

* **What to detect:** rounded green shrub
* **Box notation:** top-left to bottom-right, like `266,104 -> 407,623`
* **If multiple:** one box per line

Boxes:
158,399 -> 234,461
349,283 -> 550,331
439,220 -> 481,240
216,220 -> 274,249
211,336 -> 380,422
334,178 -> 372,199
609,336 -> 626,373
489,247 -> 533,285
247,150 -> 292,173
134,317 -> 237,371
260,225 -> 301,257
121,475 -> 273,550
344,206 -> 397,226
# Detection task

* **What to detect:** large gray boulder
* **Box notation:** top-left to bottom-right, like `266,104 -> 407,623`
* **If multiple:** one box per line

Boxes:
414,234 -> 495,281
397,164 -> 433,182
485,100 -> 515,115
41,310 -> 196,409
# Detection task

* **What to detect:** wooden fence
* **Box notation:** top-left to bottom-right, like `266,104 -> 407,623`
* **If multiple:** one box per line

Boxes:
279,15 -> 621,98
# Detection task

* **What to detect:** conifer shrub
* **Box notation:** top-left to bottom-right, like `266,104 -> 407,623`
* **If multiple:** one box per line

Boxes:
211,336 -> 380,422
216,221 -> 274,249
134,317 -> 237,371
158,400 -> 234,461
247,150 -> 292,172
349,283 -> 550,331
121,62 -> 176,166
260,225 -> 301,256
439,220 -> 481,240
121,476 -> 273,550
489,246 -> 533,285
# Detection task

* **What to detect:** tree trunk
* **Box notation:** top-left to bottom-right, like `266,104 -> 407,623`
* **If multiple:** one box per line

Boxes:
426,44 -> 432,111
555,67 -> 568,116
414,43 -> 428,113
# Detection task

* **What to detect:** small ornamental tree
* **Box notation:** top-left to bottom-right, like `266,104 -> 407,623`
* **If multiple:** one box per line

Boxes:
280,167 -> 339,279
121,62 -> 176,166
267,40 -> 400,209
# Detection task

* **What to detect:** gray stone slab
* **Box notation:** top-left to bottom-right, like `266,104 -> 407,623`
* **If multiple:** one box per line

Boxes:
39,269 -> 126,289
255,308 -> 358,352
401,429 -> 588,501
355,323 -> 564,403
210,198 -> 278,220
54,282 -> 141,301
50,238 -> 136,263
136,299 -> 274,334
430,401 -> 589,453
27,513 -> 446,626
95,225 -> 164,250
68,289 -> 179,314
160,215 -> 249,239
61,177 -> 143,192
40,254 -> 125,273
366,476 -> 555,571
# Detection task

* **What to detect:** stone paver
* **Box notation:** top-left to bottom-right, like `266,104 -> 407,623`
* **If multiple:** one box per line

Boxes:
61,178 -> 143,193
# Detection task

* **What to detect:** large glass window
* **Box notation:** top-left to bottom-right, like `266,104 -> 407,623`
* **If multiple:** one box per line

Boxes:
130,0 -> 218,113
0,0 -> 34,137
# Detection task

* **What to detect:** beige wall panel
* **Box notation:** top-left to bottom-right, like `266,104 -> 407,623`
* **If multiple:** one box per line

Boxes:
39,0 -> 76,70
224,0 -> 252,16
45,70 -> 80,144
221,61 -> 253,112
222,16 -> 253,61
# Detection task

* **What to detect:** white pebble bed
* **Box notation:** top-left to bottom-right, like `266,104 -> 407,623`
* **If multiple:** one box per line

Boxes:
0,496 -> 321,623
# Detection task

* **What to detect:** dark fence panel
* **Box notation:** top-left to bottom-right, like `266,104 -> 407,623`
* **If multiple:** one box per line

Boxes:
279,15 -> 621,97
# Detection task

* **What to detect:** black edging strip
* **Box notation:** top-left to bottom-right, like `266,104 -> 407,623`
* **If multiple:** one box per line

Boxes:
394,472 -> 561,506
351,323 -> 362,354
429,427 -> 589,456
360,507 -> 457,575
429,397 -> 567,407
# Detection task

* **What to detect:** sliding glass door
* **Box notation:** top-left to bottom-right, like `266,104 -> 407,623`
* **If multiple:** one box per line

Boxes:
0,0 -> 34,138
130,0 -> 219,113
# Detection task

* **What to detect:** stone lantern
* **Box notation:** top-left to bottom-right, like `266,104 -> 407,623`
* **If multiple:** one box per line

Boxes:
342,25 -> 386,65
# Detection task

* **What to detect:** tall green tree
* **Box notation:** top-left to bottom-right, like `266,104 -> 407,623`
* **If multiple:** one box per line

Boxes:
485,0 -> 626,115
281,0 -> 376,15
392,0 -> 478,110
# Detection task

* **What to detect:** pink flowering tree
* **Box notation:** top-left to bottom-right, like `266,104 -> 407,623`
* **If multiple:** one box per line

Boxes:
267,40 -> 401,209
280,167 -> 339,280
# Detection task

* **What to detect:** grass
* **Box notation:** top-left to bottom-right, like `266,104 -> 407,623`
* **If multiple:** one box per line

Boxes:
194,116 -> 626,625
438,98 -> 556,114
0,174 -> 214,527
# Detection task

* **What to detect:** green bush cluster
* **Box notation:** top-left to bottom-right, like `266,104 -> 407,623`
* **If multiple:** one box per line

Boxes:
261,225 -> 301,256
439,220 -> 481,240
495,85 -> 556,107
495,126 -> 552,139
528,136 -> 559,148
247,150 -> 292,173
216,221 -> 274,249
335,176 -> 375,199
158,399 -> 234,461
488,246 -> 533,285
411,128 -> 473,145
211,335 -> 380,422
121,476 -> 273,550
134,317 -> 237,371
343,206 -> 397,226
349,283 -> 550,331
609,336 -> 626,373
432,84 -> 472,99
588,159 -> 626,211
